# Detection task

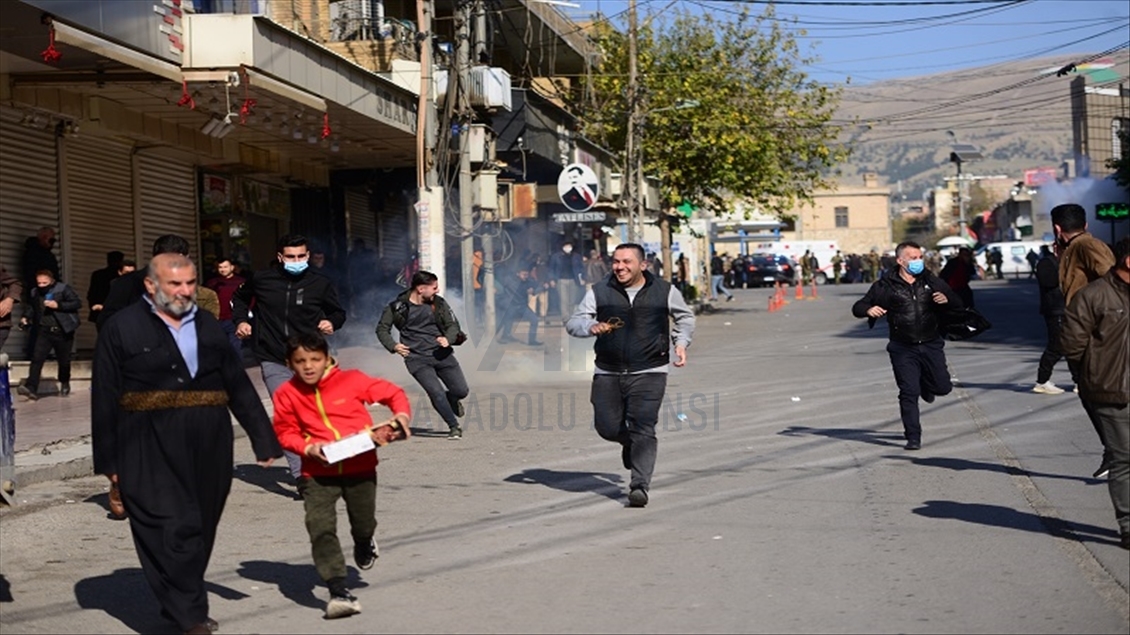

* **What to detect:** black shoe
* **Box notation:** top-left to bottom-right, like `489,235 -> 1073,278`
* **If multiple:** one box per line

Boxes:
60,382 -> 71,396
447,426 -> 463,440
353,537 -> 378,570
627,488 -> 649,507
1120,532 -> 1130,550
449,396 -> 465,418
621,443 -> 632,470
1093,462 -> 1111,479
921,392 -> 935,403
904,439 -> 922,451
16,385 -> 38,401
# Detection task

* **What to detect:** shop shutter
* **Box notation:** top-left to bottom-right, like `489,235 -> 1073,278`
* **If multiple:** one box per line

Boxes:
62,135 -> 134,353
378,191 -> 411,268
137,153 -> 198,262
0,107 -> 61,358
345,187 -> 376,249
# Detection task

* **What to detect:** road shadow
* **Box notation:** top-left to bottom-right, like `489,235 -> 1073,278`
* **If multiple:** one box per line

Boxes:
890,456 -> 1096,483
779,425 -> 905,447
232,464 -> 301,501
237,560 -> 369,611
74,567 -> 249,634
0,574 -> 11,602
912,500 -> 1123,546
504,468 -> 623,501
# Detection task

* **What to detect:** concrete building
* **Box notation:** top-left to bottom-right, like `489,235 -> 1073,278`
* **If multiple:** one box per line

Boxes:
785,172 -> 892,254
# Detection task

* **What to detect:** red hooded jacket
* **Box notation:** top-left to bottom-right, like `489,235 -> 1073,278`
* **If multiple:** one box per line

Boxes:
272,365 -> 411,478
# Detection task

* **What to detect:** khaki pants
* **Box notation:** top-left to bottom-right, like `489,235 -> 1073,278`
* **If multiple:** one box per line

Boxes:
298,474 -> 378,583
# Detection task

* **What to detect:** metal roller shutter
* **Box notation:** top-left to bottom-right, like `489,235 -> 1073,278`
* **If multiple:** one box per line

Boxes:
345,187 -> 375,249
0,107 -> 60,358
62,135 -> 134,353
137,153 -> 198,263
378,192 -> 411,268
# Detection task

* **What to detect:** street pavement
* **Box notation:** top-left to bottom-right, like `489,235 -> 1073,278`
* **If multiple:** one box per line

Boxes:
0,279 -> 1127,634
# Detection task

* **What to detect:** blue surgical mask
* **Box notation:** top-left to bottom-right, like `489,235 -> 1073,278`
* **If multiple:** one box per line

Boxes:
907,259 -> 925,275
283,261 -> 308,275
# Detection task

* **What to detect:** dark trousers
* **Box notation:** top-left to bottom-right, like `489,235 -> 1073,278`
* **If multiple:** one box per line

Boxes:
1081,401 -> 1129,535
591,373 -> 667,491
499,303 -> 539,343
1036,314 -> 1071,385
887,339 -> 952,442
25,327 -> 73,393
218,319 -> 242,356
298,474 -> 378,584
406,352 -> 469,429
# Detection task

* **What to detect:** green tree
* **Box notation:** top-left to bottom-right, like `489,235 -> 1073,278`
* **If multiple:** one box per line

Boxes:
569,6 -> 847,215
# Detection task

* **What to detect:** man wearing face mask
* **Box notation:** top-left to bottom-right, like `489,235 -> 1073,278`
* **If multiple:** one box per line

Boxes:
852,241 -> 962,450
232,234 -> 346,486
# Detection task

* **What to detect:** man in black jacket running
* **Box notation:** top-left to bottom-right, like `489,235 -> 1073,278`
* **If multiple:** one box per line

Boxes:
852,241 -> 961,450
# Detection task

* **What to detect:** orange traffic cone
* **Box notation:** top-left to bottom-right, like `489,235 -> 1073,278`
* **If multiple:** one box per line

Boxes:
809,282 -> 819,299
795,282 -> 803,300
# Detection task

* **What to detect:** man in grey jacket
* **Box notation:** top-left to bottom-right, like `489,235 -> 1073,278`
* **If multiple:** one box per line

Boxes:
17,269 -> 81,400
1061,236 -> 1130,550
565,243 -> 695,508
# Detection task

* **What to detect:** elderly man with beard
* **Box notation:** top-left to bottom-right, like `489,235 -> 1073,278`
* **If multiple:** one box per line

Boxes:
92,253 -> 283,635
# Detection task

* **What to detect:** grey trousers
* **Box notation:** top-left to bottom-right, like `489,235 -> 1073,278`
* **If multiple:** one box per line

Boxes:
1082,400 -> 1129,536
261,360 -> 302,479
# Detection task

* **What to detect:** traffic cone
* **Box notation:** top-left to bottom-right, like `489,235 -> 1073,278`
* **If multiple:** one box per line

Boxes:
795,282 -> 803,300
809,281 -> 819,299
768,295 -> 776,312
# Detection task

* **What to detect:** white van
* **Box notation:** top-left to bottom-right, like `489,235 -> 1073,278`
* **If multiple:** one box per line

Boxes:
975,241 -> 1049,278
748,240 -> 840,284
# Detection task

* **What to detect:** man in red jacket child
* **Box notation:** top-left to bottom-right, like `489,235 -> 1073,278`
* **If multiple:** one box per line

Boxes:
272,332 -> 412,619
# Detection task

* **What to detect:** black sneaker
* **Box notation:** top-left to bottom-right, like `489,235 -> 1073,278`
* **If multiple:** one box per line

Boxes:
353,537 -> 378,570
921,392 -> 935,404
60,382 -> 71,396
904,439 -> 922,451
447,426 -> 463,440
627,488 -> 648,507
1093,463 -> 1111,479
325,590 -> 361,619
449,396 -> 465,418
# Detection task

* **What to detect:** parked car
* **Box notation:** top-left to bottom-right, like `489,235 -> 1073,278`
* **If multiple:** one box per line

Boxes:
745,253 -> 797,287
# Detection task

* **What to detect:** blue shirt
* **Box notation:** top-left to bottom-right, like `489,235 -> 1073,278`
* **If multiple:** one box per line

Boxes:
143,296 -> 199,378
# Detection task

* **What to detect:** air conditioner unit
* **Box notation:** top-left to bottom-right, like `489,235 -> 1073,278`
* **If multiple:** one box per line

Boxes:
469,66 -> 512,111
329,0 -> 386,41
609,172 -> 623,197
473,171 -> 499,211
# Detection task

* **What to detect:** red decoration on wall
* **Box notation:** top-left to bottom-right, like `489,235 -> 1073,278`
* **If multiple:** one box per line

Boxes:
322,113 -> 332,139
240,98 -> 257,124
41,26 -> 61,64
176,79 -> 195,109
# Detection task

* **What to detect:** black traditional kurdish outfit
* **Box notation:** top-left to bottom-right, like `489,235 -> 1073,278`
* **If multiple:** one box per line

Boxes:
92,300 -> 282,632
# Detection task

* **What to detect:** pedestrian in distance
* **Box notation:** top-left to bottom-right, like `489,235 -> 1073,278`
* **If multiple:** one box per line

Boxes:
376,270 -> 470,439
940,246 -> 977,309
92,253 -> 283,635
1060,237 -> 1130,550
496,267 -> 542,346
87,250 -> 125,328
549,241 -> 584,316
709,251 -> 732,302
20,226 -> 59,357
831,250 -> 844,284
0,263 -> 23,352
1032,245 -> 1072,395
1051,202 -> 1115,479
565,243 -> 696,507
851,241 -> 962,450
204,255 -> 246,355
16,269 -> 80,400
271,332 -> 412,618
232,234 -> 347,486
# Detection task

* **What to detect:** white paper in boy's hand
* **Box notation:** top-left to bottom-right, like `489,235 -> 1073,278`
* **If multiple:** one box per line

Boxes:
322,432 -> 376,464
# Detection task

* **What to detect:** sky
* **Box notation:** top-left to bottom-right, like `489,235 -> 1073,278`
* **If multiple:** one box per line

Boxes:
557,0 -> 1130,85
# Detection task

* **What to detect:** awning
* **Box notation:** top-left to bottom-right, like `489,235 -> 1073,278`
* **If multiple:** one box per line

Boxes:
51,22 -> 181,82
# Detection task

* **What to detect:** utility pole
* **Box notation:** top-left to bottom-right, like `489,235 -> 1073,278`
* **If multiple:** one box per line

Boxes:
625,0 -> 640,243
457,0 -> 476,334
471,0 -> 495,337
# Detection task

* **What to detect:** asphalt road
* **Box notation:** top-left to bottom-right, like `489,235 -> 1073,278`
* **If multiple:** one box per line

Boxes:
1,279 -> 1126,634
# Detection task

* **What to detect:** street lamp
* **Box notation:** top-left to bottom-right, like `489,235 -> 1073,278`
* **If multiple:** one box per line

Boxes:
946,132 -> 983,237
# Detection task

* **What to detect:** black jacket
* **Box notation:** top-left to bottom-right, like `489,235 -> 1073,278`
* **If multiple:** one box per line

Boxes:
852,269 -> 962,344
375,289 -> 462,354
231,265 -> 346,365
1035,254 -> 1065,316
26,281 -> 82,334
593,271 -> 672,373
97,270 -> 149,330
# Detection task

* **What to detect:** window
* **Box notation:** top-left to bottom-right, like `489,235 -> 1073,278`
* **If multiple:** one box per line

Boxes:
834,206 -> 849,228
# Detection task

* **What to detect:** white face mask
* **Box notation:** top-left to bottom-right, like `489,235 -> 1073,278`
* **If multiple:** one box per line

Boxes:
562,245 -> 573,254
